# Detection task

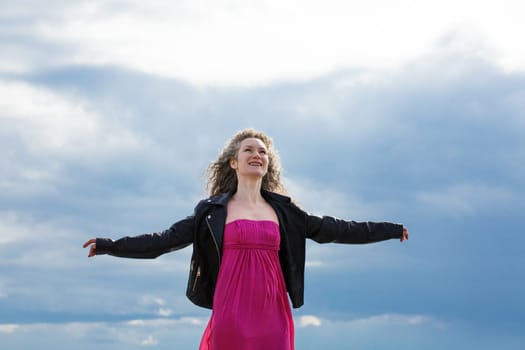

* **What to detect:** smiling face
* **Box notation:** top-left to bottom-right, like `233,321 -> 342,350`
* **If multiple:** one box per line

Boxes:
230,137 -> 269,178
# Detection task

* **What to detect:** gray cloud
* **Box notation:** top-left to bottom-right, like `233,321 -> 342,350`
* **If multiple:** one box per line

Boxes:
1,33 -> 525,350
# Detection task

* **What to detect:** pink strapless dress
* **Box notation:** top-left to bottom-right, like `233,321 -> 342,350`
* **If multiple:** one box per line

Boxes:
199,219 -> 294,350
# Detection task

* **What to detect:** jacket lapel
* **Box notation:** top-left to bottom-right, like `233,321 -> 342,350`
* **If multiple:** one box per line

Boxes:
205,192 -> 231,254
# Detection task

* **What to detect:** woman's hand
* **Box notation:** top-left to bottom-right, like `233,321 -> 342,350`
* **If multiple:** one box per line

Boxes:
83,239 -> 97,257
400,227 -> 409,242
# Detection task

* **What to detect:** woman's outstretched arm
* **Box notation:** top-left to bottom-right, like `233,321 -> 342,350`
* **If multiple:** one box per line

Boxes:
306,213 -> 408,244
82,216 -> 194,259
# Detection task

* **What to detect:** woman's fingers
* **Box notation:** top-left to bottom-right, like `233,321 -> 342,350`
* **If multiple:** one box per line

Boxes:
88,246 -> 96,257
82,238 -> 95,248
400,228 -> 409,242
83,238 -> 96,257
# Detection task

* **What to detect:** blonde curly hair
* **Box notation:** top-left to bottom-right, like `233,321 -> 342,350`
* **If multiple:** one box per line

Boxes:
206,128 -> 286,196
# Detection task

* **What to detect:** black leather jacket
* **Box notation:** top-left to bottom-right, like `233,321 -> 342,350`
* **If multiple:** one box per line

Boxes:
95,190 -> 403,309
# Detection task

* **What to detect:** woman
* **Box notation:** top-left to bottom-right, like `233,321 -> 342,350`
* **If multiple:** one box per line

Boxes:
83,128 -> 409,350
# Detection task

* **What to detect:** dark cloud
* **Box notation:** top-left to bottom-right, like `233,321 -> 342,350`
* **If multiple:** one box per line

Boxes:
1,46 -> 524,350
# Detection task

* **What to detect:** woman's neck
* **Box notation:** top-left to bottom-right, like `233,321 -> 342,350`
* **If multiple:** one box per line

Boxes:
234,178 -> 264,204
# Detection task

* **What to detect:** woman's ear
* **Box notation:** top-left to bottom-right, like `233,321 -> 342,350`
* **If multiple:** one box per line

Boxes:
229,158 -> 237,170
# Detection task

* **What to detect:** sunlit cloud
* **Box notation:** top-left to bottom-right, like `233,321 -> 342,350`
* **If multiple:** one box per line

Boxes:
0,210 -> 83,268
348,313 -> 433,327
0,79 -> 144,155
0,318 -> 206,348
298,315 -> 322,327
141,295 -> 166,307
0,324 -> 19,333
141,335 -> 158,346
283,176 -> 393,219
180,317 -> 205,326
0,211 -> 32,245
305,260 -> 324,268
415,182 -> 514,216
2,1 -> 525,85
158,308 -> 173,317
126,318 -> 208,328
296,313 -> 436,329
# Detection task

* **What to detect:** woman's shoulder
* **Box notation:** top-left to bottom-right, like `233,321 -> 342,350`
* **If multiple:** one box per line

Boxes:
193,192 -> 231,212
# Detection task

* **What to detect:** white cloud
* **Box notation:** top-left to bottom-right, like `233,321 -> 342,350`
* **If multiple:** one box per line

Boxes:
0,211 -> 33,245
139,296 -> 174,317
0,318 -> 206,348
305,260 -> 324,268
296,313 -> 435,329
3,0 -> 525,85
0,79 -> 143,155
415,182 -> 514,216
298,315 -> 322,327
283,176 -> 391,220
0,78 -> 148,199
3,315 -> 512,350
141,295 -> 166,306
126,317 -> 208,328
158,308 -> 173,317
293,312 -> 451,349
348,313 -> 432,327
0,324 -> 19,333
0,210 -> 88,270
141,335 -> 158,346
179,317 -> 205,326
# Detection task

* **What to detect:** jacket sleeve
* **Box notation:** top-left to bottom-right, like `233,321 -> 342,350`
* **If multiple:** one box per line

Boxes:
94,215 -> 194,259
305,214 -> 403,244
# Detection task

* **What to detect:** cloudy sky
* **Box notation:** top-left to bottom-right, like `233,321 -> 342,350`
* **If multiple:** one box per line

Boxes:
1,0 -> 524,349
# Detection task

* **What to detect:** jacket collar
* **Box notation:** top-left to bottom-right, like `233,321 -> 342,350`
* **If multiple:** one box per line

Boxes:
206,191 -> 232,206
207,189 -> 291,206
261,189 -> 292,203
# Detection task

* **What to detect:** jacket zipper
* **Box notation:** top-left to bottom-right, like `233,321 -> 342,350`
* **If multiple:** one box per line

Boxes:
205,215 -> 221,265
191,266 -> 200,293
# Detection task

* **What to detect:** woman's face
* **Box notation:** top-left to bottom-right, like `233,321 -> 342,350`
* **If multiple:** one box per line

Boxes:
230,137 -> 269,178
